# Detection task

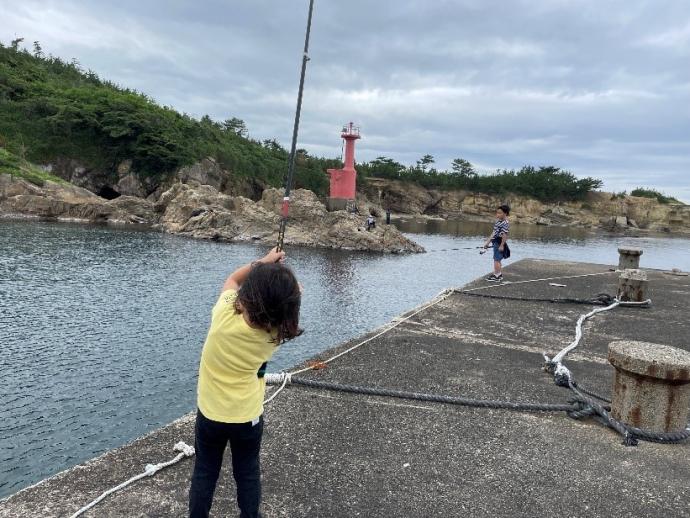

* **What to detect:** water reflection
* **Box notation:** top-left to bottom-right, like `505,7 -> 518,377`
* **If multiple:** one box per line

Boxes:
394,217 -> 592,242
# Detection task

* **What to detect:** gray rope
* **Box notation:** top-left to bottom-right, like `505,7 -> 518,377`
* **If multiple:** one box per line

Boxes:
290,377 -> 576,413
570,381 -> 611,404
567,381 -> 690,444
275,376 -> 690,444
456,291 -> 617,306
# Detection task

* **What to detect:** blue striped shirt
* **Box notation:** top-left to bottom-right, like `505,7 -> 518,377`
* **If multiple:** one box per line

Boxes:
491,219 -> 509,241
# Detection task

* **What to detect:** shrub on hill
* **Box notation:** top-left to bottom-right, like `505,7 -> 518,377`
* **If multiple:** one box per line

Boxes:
0,41 -> 329,194
630,188 -> 681,205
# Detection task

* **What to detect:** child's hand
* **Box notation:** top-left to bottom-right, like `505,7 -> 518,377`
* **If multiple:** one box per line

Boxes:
498,245 -> 504,252
263,247 -> 286,264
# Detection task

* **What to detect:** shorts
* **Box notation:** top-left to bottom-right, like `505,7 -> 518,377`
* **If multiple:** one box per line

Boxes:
493,243 -> 504,262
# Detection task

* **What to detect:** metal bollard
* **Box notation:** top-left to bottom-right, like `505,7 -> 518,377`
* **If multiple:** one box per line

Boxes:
617,247 -> 643,270
608,340 -> 690,432
617,269 -> 648,302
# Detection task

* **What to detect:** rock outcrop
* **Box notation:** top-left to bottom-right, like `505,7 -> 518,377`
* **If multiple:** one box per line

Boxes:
0,173 -> 156,224
154,183 -> 423,253
0,173 -> 423,253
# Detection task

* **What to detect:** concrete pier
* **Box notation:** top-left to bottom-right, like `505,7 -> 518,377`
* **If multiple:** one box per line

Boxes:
2,259 -> 689,517
608,341 -> 690,432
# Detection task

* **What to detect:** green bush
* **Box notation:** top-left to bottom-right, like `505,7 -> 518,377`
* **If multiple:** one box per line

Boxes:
0,146 -> 65,186
630,188 -> 681,205
359,157 -> 603,202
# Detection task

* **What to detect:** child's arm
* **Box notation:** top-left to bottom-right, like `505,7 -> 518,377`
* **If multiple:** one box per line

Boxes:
222,247 -> 285,292
498,233 -> 507,251
483,232 -> 493,248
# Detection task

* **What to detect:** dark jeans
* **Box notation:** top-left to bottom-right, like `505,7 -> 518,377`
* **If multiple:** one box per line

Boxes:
189,409 -> 264,518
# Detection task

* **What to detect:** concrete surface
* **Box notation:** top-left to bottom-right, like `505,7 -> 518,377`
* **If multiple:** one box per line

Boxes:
1,258 -> 689,517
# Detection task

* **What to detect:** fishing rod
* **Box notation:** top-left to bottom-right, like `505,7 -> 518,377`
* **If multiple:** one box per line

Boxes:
276,0 -> 315,252
425,246 -> 488,254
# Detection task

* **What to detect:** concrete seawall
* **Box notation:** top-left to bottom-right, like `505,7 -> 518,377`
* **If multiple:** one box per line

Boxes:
2,259 -> 689,517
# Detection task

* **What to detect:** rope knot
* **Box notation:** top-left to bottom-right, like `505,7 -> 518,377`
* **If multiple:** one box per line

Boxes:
622,433 -> 639,447
174,441 -> 195,457
566,399 -> 596,420
144,464 -> 159,475
553,364 -> 572,387
264,372 -> 292,385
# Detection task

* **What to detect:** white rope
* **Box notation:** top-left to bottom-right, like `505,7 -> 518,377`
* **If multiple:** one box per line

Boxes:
262,289 -> 455,400
544,298 -> 652,381
69,441 -> 194,518
264,272 -> 625,393
459,271 -> 616,293
297,288 -> 453,372
263,372 -> 291,404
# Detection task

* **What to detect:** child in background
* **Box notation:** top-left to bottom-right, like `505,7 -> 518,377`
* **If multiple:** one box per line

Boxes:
483,205 -> 510,282
189,247 -> 302,518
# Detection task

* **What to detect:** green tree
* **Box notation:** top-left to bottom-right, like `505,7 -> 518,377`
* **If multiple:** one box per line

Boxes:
32,41 -> 43,58
417,154 -> 435,172
451,158 -> 476,178
222,117 -> 248,137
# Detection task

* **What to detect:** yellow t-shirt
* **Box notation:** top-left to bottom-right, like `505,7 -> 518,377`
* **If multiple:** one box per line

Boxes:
197,289 -> 278,423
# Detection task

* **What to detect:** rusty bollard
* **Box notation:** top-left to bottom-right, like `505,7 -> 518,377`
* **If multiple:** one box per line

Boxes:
608,341 -> 690,432
617,269 -> 648,302
618,247 -> 643,270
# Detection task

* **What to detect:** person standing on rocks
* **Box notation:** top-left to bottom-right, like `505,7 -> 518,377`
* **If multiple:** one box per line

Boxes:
189,247 -> 302,518
483,205 -> 510,282
366,214 -> 376,231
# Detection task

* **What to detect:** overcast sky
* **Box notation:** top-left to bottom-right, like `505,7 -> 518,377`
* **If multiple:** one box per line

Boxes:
2,0 -> 689,200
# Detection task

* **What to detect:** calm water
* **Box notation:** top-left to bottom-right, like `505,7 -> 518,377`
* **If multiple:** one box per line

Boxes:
1,219 -> 689,498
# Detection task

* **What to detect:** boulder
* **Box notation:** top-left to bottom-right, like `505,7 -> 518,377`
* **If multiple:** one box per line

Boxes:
177,158 -> 225,191
107,196 -> 157,224
615,216 -> 628,228
260,188 -> 328,221
153,182 -> 423,253
115,160 -> 147,198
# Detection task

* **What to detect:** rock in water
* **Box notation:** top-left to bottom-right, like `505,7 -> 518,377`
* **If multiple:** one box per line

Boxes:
155,184 -> 424,253
0,173 -> 422,253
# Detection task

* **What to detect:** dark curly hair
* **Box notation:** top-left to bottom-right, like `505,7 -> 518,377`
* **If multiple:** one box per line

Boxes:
234,262 -> 303,344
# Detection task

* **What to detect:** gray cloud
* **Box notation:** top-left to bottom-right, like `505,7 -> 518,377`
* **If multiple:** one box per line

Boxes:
1,0 -> 688,200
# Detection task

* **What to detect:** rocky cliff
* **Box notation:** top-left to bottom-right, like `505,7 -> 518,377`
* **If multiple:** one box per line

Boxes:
362,178 -> 689,234
0,172 -> 423,254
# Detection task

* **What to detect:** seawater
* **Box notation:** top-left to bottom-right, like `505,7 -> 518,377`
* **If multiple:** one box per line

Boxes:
1,219 -> 689,498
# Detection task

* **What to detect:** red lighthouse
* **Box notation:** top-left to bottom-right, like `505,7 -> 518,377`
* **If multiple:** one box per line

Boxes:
327,122 -> 360,209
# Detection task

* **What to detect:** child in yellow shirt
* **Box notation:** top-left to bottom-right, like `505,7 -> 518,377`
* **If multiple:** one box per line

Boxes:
189,247 -> 302,518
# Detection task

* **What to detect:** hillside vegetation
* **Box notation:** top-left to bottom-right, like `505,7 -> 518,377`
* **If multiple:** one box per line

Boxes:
0,146 -> 65,186
2,40 -> 607,202
0,40 -> 332,193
